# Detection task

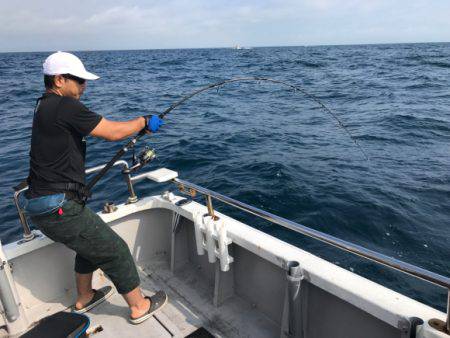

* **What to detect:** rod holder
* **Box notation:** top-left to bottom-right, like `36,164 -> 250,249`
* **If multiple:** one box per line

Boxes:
286,260 -> 302,338
193,213 -> 233,271
193,212 -> 206,256
205,216 -> 217,263
217,221 -> 231,272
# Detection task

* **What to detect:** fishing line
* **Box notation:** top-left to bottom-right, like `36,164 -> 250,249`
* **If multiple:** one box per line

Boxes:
158,77 -> 369,161
86,77 -> 369,198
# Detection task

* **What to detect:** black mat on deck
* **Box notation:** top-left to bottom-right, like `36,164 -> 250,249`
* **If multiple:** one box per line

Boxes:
21,311 -> 89,338
185,327 -> 215,338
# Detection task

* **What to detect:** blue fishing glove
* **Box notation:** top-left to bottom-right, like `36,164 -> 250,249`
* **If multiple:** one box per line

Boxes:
144,115 -> 164,133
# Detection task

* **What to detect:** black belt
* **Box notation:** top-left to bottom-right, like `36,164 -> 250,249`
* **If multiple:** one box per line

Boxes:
26,181 -> 91,201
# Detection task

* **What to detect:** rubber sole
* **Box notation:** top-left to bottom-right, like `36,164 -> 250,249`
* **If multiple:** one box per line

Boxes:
72,286 -> 114,314
129,292 -> 168,325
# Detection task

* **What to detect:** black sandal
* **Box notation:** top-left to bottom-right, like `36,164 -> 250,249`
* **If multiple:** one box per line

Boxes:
129,290 -> 168,325
72,286 -> 114,314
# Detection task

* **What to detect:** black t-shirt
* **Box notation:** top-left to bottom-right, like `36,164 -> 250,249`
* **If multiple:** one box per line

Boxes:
28,93 -> 102,197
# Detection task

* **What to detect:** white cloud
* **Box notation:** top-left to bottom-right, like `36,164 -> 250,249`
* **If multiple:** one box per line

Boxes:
0,0 -> 449,52
85,6 -> 143,25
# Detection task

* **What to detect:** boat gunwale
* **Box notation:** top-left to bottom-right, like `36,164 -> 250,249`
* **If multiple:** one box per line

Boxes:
3,194 -> 447,332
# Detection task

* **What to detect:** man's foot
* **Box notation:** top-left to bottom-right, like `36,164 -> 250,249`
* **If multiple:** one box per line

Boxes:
129,291 -> 168,325
75,290 -> 95,310
72,286 -> 114,314
130,297 -> 151,319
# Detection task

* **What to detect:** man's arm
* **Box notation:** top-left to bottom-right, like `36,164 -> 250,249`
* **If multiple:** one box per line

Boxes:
90,117 -> 146,141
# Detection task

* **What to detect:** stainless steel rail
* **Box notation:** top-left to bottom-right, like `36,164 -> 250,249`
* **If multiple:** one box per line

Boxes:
84,159 -> 129,174
85,160 -> 137,203
13,187 -> 33,242
174,177 -> 450,332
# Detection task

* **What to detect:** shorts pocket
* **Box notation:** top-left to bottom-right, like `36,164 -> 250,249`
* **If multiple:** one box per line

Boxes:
23,193 -> 66,216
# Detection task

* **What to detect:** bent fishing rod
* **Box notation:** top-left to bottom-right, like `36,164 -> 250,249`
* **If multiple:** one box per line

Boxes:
158,77 -> 368,160
85,77 -> 369,198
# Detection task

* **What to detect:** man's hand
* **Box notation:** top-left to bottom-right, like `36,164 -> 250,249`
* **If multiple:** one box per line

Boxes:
144,115 -> 164,133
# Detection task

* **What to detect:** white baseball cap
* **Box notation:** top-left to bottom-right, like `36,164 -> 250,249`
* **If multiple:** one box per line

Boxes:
43,51 -> 99,80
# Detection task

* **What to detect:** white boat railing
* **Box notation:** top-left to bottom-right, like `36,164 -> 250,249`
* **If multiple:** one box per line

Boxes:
174,177 -> 450,333
12,163 -> 450,333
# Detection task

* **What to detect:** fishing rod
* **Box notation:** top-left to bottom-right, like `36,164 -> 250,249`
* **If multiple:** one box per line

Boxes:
85,77 -> 369,198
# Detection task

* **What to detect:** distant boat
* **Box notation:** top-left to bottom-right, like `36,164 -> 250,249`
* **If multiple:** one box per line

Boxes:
233,45 -> 251,50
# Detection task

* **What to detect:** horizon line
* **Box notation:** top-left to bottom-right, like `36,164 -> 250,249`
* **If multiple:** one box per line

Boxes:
1,40 -> 449,54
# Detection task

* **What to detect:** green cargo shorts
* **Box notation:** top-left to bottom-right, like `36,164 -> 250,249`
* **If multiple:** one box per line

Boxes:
31,199 -> 140,294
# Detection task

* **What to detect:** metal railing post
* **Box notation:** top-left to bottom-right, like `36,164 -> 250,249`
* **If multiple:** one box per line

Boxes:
13,188 -> 33,242
206,195 -> 215,218
446,289 -> 449,333
85,160 -> 138,203
122,168 -> 138,203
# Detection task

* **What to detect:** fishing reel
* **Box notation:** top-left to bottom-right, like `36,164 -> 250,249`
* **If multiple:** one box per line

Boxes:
127,146 -> 156,173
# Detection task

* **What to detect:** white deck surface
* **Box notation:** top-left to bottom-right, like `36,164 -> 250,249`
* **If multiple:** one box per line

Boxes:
83,258 -> 278,338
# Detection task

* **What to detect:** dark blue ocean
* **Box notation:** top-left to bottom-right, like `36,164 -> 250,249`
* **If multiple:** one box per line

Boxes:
1,44 -> 449,311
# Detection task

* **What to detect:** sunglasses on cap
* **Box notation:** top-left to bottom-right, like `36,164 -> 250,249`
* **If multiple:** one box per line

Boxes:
62,74 -> 86,85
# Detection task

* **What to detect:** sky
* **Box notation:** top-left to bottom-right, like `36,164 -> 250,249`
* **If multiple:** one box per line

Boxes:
1,0 -> 449,52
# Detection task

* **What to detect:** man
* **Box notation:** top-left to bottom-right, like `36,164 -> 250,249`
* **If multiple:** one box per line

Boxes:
26,51 -> 167,325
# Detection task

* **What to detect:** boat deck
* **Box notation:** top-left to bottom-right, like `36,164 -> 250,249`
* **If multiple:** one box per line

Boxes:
84,258 -> 278,338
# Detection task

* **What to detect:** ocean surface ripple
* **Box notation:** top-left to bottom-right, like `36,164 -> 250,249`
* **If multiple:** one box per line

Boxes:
1,44 -> 449,311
